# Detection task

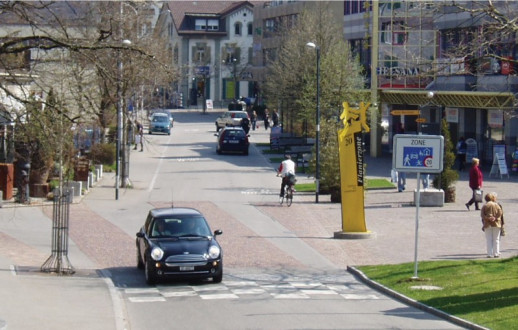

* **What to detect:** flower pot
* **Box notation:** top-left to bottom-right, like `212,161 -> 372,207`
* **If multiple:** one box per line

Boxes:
444,186 -> 456,203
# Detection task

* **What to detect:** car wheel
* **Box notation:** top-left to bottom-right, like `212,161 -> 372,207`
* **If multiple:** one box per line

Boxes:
137,248 -> 144,270
244,149 -> 249,156
213,271 -> 223,283
149,131 -> 152,135
145,259 -> 157,285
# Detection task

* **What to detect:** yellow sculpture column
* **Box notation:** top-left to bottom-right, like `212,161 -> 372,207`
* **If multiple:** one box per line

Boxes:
334,102 -> 375,239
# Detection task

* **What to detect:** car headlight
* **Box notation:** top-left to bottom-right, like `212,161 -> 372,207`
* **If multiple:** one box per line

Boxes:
208,245 -> 220,259
150,247 -> 164,261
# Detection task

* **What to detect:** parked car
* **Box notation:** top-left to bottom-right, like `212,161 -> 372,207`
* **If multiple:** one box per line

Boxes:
149,112 -> 171,135
215,127 -> 249,155
215,111 -> 249,131
136,207 -> 223,285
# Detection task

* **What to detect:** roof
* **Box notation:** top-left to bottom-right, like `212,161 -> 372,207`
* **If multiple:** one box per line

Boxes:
150,207 -> 204,218
165,1 -> 257,32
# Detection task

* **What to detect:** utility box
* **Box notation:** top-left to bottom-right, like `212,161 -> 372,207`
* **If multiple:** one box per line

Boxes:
0,163 -> 14,200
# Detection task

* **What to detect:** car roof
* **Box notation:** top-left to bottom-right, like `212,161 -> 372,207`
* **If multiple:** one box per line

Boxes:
152,112 -> 168,116
149,207 -> 203,218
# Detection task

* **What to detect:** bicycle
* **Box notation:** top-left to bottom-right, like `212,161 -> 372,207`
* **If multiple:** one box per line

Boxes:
278,174 -> 296,207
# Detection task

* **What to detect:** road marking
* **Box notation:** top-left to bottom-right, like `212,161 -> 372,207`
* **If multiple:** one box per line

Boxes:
231,288 -> 266,294
340,293 -> 379,299
128,296 -> 166,303
200,293 -> 239,300
161,291 -> 197,297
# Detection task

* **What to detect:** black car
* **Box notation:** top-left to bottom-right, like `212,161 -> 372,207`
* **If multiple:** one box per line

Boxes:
136,207 -> 223,285
215,127 -> 250,155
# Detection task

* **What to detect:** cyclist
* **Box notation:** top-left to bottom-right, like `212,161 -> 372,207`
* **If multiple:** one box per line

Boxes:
277,154 -> 296,201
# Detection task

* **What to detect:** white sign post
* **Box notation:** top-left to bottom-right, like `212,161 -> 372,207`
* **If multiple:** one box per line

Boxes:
393,134 -> 444,279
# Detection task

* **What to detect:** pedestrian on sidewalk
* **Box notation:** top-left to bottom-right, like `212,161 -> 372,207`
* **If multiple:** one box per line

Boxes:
480,192 -> 503,258
251,111 -> 258,130
466,157 -> 483,210
397,171 -> 406,192
263,108 -> 270,130
134,121 -> 144,151
456,137 -> 467,171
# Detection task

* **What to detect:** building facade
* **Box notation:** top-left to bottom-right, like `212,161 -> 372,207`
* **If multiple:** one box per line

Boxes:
158,1 -> 257,109
344,0 -> 518,169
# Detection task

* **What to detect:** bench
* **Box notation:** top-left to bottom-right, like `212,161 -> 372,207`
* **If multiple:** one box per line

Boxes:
270,132 -> 295,150
286,145 -> 313,172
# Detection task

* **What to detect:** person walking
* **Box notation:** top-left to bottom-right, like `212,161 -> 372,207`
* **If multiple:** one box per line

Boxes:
272,109 -> 279,127
480,192 -> 503,258
251,111 -> 258,130
134,120 -> 144,151
456,137 -> 467,171
466,157 -> 483,210
263,109 -> 270,130
397,171 -> 406,192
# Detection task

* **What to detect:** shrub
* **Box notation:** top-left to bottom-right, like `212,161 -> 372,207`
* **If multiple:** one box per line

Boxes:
89,143 -> 115,166
433,118 -> 459,202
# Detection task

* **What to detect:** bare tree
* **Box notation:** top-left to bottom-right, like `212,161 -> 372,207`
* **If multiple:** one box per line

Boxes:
0,1 -> 174,190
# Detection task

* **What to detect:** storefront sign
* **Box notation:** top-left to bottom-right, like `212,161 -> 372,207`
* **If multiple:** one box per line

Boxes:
445,107 -> 458,123
488,110 -> 503,128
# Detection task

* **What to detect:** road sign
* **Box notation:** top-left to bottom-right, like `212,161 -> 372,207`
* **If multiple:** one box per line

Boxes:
390,110 -> 420,116
392,134 -> 444,173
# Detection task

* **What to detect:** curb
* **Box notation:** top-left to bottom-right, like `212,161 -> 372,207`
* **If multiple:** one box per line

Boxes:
347,266 -> 490,330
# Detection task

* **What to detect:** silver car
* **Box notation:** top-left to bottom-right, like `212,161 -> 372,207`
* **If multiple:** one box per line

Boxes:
215,111 -> 249,131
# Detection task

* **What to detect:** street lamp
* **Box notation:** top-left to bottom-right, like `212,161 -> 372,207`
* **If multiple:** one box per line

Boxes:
115,39 -> 131,200
306,42 -> 321,203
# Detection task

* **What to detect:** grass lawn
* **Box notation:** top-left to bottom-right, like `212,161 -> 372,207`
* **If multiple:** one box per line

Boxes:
294,178 -> 394,192
357,257 -> 518,330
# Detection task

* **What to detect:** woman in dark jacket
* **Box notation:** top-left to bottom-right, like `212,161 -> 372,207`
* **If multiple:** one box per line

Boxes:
466,157 -> 483,210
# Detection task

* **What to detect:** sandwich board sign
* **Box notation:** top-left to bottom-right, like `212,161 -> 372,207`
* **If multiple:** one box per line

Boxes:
392,134 -> 444,173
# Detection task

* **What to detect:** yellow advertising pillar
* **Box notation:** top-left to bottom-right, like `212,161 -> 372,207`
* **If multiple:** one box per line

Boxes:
334,102 -> 374,239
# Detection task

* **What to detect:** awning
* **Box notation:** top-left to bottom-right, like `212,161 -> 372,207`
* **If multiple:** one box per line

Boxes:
379,89 -> 516,110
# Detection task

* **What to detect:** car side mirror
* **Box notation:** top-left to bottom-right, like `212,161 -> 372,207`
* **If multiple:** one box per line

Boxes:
136,232 -> 145,238
214,229 -> 223,236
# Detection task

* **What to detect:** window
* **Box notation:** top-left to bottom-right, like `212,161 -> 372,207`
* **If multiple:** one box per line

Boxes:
195,19 -> 206,31
265,19 -> 275,32
234,22 -> 242,36
247,23 -> 253,36
195,19 -> 219,31
381,22 -> 407,45
207,19 -> 219,31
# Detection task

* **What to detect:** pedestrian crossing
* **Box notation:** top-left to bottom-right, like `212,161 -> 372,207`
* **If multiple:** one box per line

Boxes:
124,280 -> 381,303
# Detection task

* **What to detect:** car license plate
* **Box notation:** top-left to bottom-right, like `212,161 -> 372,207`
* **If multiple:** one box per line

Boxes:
180,266 -> 194,271
229,140 -> 239,144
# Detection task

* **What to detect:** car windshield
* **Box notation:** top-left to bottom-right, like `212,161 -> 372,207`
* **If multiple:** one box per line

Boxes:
151,216 -> 211,238
153,116 -> 168,122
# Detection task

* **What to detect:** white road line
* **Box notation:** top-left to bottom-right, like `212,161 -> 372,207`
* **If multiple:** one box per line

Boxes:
128,296 -> 167,303
200,293 -> 239,300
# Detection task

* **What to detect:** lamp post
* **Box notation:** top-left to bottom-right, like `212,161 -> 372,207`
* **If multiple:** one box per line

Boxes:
306,42 -> 321,203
